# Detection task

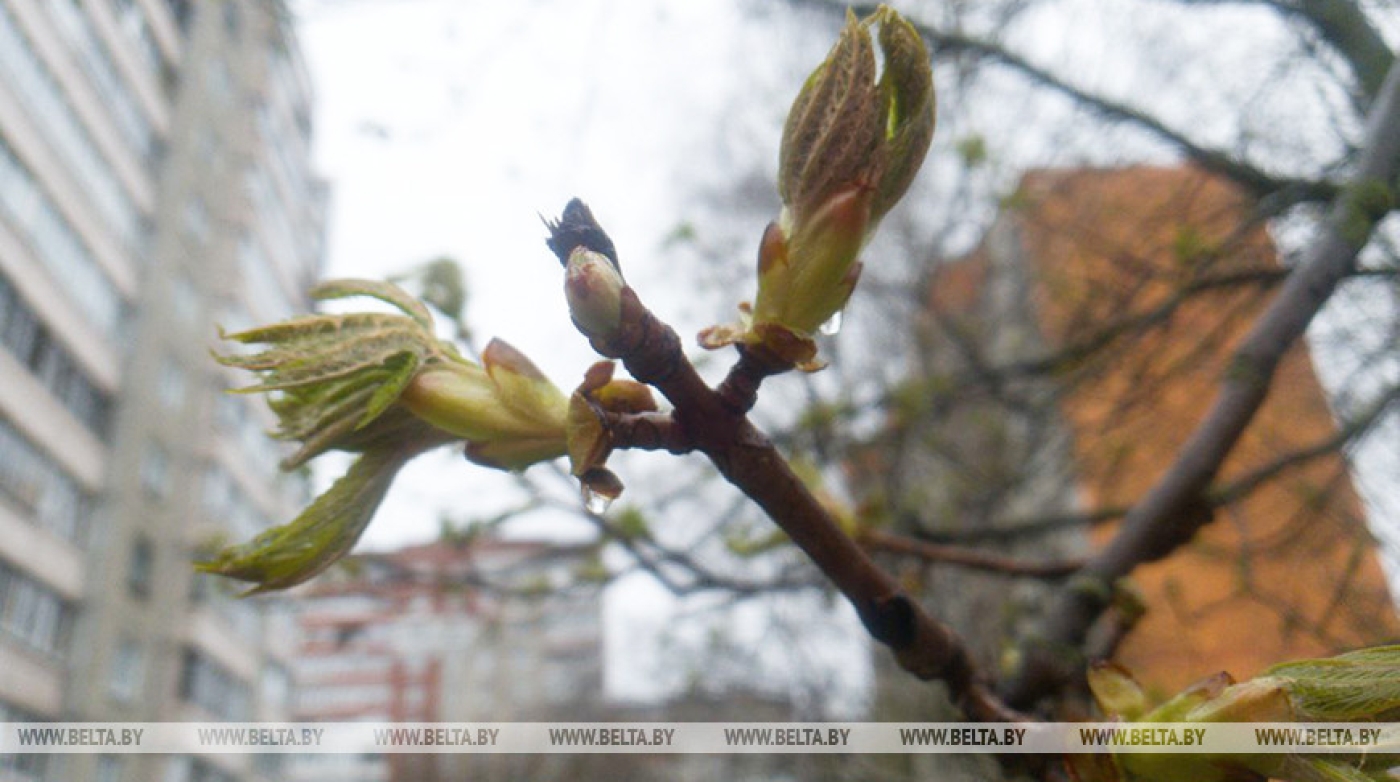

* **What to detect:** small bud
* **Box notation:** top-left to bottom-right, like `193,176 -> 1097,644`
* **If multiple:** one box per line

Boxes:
565,247 -> 625,341
1086,661 -> 1151,721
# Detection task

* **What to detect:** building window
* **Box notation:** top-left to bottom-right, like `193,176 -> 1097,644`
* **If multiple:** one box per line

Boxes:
0,4 -> 144,251
261,662 -> 291,713
205,59 -> 234,104
140,444 -> 169,499
0,132 -> 127,335
113,0 -> 164,77
166,0 -> 193,34
127,536 -> 153,599
239,234 -> 297,322
0,415 -> 91,545
222,1 -> 240,38
0,561 -> 74,658
179,648 -> 250,721
0,283 -> 39,360
163,755 -> 236,782
171,276 -> 201,326
157,358 -> 185,410
182,199 -> 209,244
0,272 -> 113,437
108,638 -> 145,703
0,699 -> 50,779
44,0 -> 156,162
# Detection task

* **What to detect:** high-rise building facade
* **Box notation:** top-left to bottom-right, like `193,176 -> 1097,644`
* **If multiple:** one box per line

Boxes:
0,2 -> 326,781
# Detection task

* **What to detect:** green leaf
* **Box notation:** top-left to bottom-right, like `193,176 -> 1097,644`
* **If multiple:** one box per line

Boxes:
872,4 -> 935,222
311,278 -> 435,331
1267,645 -> 1400,720
218,314 -> 432,393
195,445 -> 421,594
360,352 -> 421,427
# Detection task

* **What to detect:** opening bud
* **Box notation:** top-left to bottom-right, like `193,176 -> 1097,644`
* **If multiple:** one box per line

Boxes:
700,5 -> 934,369
565,247 -> 626,342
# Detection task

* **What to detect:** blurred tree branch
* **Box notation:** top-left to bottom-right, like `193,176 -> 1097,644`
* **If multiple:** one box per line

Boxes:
798,0 -> 1350,205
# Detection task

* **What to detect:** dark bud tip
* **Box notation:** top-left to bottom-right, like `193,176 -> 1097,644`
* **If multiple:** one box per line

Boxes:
544,198 -> 620,269
862,593 -> 918,647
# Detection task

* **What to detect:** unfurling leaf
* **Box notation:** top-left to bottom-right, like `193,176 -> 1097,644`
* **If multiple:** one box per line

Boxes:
703,4 -> 934,368
206,279 -> 571,593
195,445 -> 420,594
1267,645 -> 1400,720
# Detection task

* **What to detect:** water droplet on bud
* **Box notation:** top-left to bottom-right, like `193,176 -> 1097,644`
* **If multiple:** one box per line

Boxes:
584,489 -> 613,515
819,310 -> 844,336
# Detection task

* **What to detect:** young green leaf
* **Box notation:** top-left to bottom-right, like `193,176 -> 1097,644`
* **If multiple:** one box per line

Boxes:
196,444 -> 423,594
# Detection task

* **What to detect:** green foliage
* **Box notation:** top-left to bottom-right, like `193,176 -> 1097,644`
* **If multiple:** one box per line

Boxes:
1170,225 -> 1217,268
1338,179 -> 1395,247
196,444 -> 421,594
391,256 -> 469,323
1267,645 -> 1400,720
216,279 -> 455,468
201,279 -> 574,594
613,506 -> 652,541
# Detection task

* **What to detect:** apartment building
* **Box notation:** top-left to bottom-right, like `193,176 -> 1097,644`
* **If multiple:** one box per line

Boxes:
288,539 -> 604,782
0,2 -> 326,781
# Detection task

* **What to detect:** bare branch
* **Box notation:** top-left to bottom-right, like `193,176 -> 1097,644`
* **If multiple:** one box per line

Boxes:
861,528 -> 1086,578
1169,0 -> 1394,103
1290,0 -> 1396,102
790,0 -> 1339,205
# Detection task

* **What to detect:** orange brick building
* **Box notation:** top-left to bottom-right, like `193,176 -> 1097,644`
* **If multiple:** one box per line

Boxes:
910,165 -> 1397,696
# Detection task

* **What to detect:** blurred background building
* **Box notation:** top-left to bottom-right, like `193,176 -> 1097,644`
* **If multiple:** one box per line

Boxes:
862,165 -> 1399,780
0,1 -> 326,780
287,538 -> 604,782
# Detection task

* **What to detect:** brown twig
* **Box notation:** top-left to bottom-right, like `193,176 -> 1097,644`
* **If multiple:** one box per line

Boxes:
861,528 -> 1085,578
547,200 -> 1026,723
715,345 -> 797,414
605,411 -> 694,455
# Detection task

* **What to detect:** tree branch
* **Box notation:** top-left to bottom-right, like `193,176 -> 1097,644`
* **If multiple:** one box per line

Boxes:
1290,0 -> 1396,103
900,377 -> 1396,553
547,201 -> 1025,722
1170,0 -> 1394,103
605,411 -> 694,454
1001,58 -> 1400,709
861,528 -> 1085,578
799,0 -> 1341,205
